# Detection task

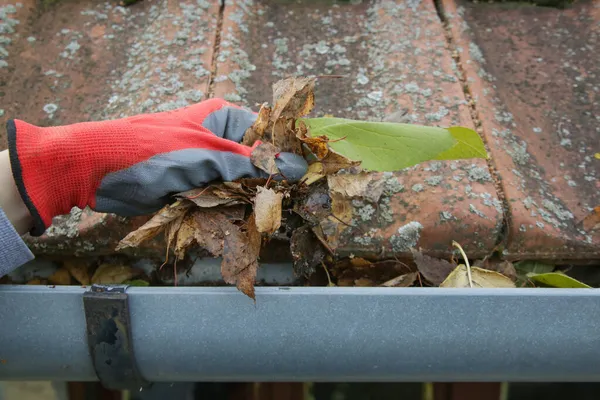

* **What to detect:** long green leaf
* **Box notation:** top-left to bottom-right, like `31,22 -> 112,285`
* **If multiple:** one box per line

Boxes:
303,118 -> 487,171
514,260 -> 555,287
435,127 -> 488,160
527,272 -> 591,288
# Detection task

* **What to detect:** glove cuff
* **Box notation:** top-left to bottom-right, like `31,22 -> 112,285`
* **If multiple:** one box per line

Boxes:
7,119 -> 47,236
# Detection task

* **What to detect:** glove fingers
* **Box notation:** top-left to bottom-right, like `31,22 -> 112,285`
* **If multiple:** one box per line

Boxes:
94,149 -> 267,216
198,99 -> 257,143
275,153 -> 308,182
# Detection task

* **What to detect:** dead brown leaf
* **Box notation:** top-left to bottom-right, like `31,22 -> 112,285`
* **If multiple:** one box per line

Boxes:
327,173 -> 385,204
474,259 -> 517,281
290,225 -> 326,277
165,212 -> 186,258
273,119 -> 303,154
63,259 -> 91,285
250,143 -> 281,176
333,258 -> 410,286
350,257 -> 372,268
48,267 -> 71,285
321,149 -> 361,175
116,200 -> 192,250
254,187 -> 284,235
410,248 -> 456,286
174,213 -> 198,260
440,265 -> 516,288
299,135 -> 330,159
91,263 -> 139,284
580,206 -> 600,232
381,272 -> 418,287
176,184 -> 250,208
242,104 -> 271,146
192,210 -> 230,256
354,278 -> 375,287
271,76 -> 315,122
221,214 -> 261,300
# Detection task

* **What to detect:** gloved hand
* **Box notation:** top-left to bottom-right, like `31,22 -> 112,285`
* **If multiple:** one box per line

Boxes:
7,98 -> 307,236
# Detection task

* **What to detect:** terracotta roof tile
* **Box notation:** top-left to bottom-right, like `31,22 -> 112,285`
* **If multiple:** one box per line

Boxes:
442,0 -> 600,260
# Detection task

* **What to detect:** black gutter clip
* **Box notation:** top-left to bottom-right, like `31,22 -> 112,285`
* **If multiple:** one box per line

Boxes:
83,284 -> 151,391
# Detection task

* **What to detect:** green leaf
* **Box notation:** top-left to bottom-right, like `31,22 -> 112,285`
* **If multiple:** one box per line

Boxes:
514,261 -> 555,287
434,127 -> 488,160
514,261 -> 555,275
527,272 -> 592,288
303,118 -> 487,171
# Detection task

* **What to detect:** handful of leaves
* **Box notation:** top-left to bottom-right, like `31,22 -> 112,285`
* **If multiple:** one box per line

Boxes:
116,76 -> 488,299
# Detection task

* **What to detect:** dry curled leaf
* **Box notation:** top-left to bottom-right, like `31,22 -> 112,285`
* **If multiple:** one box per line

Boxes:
333,258 -> 409,286
116,200 -> 192,250
271,76 -> 315,122
91,263 -> 139,284
191,210 -> 231,256
254,187 -> 284,235
354,277 -> 375,287
221,214 -> 261,300
474,259 -> 517,282
580,206 -> 600,232
48,268 -> 71,285
440,265 -> 516,288
327,173 -> 385,204
411,248 -> 456,286
173,213 -> 198,260
321,149 -> 361,175
165,212 -> 186,258
176,183 -> 250,208
381,272 -> 418,287
63,259 -> 91,285
250,143 -> 281,176
299,135 -> 330,159
242,104 -> 271,146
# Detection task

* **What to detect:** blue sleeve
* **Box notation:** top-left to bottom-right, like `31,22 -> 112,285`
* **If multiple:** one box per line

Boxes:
0,207 -> 34,277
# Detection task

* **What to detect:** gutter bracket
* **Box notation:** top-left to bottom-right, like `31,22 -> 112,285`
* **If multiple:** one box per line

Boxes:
83,284 -> 150,391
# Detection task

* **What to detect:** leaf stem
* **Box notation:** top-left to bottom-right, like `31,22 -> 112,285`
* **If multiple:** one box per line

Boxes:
321,261 -> 335,287
452,241 -> 473,288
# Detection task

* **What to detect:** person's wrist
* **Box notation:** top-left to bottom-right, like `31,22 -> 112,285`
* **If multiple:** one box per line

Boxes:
0,150 -> 33,235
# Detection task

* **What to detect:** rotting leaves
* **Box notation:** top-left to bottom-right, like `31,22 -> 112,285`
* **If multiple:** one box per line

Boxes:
290,225 -> 326,277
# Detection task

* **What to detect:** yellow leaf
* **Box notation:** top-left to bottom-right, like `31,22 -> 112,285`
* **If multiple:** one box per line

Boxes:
48,267 -> 71,285
440,265 -> 515,288
91,264 -> 138,284
63,260 -> 91,285
300,162 -> 325,185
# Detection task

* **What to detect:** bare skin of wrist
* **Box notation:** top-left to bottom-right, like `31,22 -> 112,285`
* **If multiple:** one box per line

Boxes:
0,149 -> 34,234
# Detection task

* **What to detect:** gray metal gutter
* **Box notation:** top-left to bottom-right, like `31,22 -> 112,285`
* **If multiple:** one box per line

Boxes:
1,285 -> 600,382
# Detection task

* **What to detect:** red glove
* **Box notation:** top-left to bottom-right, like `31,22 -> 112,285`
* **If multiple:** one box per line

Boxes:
7,98 -> 307,236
